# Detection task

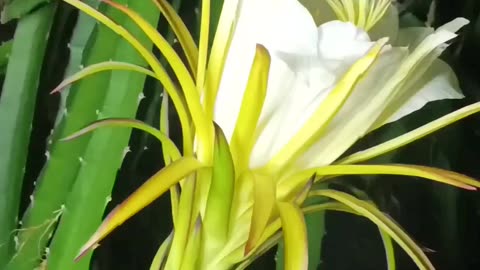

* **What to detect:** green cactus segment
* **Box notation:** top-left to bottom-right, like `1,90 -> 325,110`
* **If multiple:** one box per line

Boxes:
0,40 -> 12,74
0,4 -> 56,268
46,1 -> 161,269
53,0 -> 104,127
4,2 -> 135,270
1,0 -> 50,22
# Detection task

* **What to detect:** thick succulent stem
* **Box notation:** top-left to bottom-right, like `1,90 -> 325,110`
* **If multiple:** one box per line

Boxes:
0,3 -> 56,268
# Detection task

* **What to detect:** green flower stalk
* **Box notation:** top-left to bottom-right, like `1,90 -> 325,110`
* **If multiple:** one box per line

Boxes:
55,0 -> 480,269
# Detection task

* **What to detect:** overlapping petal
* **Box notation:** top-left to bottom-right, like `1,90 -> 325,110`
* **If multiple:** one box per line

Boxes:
250,21 -> 379,168
298,19 -> 467,169
216,3 -> 468,173
214,0 -> 318,142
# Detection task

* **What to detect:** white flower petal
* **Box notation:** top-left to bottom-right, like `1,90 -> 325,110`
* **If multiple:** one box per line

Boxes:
384,59 -> 463,124
250,59 -> 334,168
395,27 -> 433,47
214,0 -> 318,141
296,47 -> 407,168
437,17 -> 469,33
372,20 -> 467,128
250,21 -> 379,168
297,19 -> 467,169
318,21 -> 372,61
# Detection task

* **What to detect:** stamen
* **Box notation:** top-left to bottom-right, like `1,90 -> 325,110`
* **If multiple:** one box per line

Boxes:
327,0 -> 392,30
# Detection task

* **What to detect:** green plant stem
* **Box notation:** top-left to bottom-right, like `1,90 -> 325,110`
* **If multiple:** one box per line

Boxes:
1,0 -> 51,22
0,40 -> 13,74
5,1 -> 114,269
0,3 -> 56,268
45,1 -> 161,269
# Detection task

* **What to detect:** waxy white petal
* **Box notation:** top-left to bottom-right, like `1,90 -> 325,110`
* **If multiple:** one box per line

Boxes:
384,59 -> 462,124
214,0 -> 318,141
250,21 -> 378,168
297,19 -> 466,169
296,46 -> 407,169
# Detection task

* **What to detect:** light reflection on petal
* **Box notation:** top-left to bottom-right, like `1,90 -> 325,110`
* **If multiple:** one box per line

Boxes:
214,0 -> 318,141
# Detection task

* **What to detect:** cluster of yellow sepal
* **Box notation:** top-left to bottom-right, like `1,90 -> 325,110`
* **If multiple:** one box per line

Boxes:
327,0 -> 391,30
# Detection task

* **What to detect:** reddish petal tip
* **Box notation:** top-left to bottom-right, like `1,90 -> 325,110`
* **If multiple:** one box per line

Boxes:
50,87 -> 62,94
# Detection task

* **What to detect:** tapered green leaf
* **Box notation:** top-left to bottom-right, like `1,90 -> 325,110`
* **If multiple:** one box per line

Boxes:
204,0 -> 236,118
102,0 -> 211,155
339,102 -> 480,164
204,123 -> 235,251
179,216 -> 203,270
310,190 -> 434,270
303,202 -> 396,270
245,172 -> 276,255
230,44 -> 270,172
61,118 -> 180,160
277,202 -> 308,270
246,202 -> 350,270
279,164 -> 479,200
151,0 -> 198,74
150,232 -> 173,270
76,157 -> 205,259
165,175 -> 197,269
380,228 -> 397,270
196,0 -> 209,99
63,0 -> 194,154
51,61 -> 157,94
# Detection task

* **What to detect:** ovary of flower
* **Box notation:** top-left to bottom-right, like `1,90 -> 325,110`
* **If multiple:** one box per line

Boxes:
213,0 -> 467,178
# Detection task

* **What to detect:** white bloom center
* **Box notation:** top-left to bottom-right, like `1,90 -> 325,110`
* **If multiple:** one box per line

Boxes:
214,0 -> 465,172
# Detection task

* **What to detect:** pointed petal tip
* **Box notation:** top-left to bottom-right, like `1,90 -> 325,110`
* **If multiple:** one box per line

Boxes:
378,37 -> 390,44
244,243 -> 252,256
450,17 -> 470,28
255,43 -> 270,57
50,84 -> 67,94
438,17 -> 470,33
465,185 -> 476,191
244,238 -> 256,256
74,237 -> 101,262
50,88 -> 61,95
74,206 -> 121,262
244,225 -> 258,256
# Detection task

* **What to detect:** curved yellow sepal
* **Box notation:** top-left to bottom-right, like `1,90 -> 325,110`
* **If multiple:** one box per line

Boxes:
75,157 -> 205,260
